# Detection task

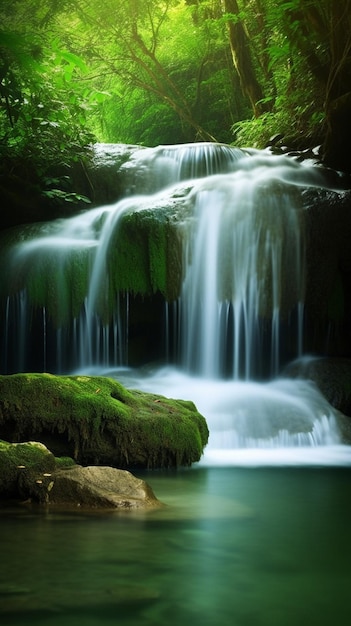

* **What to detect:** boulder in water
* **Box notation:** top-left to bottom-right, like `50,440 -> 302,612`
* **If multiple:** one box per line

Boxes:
23,464 -> 161,509
0,440 -> 161,509
0,373 -> 209,469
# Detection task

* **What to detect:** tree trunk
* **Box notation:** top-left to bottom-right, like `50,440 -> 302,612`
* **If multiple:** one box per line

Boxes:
223,0 -> 267,117
323,0 -> 351,171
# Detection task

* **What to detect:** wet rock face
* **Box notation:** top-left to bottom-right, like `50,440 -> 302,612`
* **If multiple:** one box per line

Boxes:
283,356 -> 351,445
284,357 -> 351,418
302,188 -> 351,357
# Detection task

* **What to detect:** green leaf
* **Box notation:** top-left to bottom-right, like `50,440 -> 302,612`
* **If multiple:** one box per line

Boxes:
58,50 -> 88,73
89,90 -> 111,104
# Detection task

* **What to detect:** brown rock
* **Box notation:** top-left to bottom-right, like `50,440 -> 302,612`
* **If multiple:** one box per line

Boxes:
26,465 -> 162,510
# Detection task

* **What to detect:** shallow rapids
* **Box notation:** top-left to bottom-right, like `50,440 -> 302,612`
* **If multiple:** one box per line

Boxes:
80,365 -> 351,467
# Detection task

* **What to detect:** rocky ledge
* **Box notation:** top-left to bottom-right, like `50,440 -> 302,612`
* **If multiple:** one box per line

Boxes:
0,440 -> 161,509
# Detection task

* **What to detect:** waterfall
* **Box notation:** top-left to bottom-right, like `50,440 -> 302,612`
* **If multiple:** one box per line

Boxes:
1,142 -> 350,464
176,172 -> 305,378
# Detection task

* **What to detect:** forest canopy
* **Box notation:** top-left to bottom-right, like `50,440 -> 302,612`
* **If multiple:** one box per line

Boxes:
1,0 -> 351,206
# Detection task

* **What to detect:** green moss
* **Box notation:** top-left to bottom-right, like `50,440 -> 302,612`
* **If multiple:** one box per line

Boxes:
0,439 -> 55,470
121,390 -> 208,467
108,206 -> 185,303
0,373 -> 208,469
25,248 -> 91,326
111,212 -> 152,296
1,233 -> 92,326
0,439 -> 56,497
147,215 -> 168,293
54,455 -> 76,468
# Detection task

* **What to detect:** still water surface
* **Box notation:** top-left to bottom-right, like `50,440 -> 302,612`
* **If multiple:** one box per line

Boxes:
1,466 -> 350,626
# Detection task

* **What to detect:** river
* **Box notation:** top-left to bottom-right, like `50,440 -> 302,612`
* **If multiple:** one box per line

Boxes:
1,465 -> 350,626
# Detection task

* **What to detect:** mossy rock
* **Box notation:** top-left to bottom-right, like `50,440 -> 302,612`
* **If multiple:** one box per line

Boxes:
0,373 -> 208,469
0,184 -> 191,327
0,440 -> 56,498
0,440 -> 161,508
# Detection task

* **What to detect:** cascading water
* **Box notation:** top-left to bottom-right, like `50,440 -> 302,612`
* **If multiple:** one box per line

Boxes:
176,172 -> 305,379
1,142 -> 350,465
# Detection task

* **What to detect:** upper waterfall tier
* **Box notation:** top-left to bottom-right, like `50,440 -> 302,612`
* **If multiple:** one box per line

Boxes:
93,141 -> 248,193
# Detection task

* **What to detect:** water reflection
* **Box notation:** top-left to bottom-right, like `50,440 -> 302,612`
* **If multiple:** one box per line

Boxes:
1,467 -> 350,626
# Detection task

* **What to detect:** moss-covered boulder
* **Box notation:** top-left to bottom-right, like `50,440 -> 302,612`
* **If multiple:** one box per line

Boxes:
0,440 -> 57,499
0,373 -> 208,469
0,440 -> 161,508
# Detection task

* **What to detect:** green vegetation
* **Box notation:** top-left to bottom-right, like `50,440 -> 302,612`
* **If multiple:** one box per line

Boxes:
0,373 -> 209,468
1,0 -> 351,221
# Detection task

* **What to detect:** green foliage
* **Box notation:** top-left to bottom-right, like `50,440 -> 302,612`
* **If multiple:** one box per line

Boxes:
1,0 -> 350,198
233,103 -> 325,150
229,0 -> 331,148
60,0 -> 248,145
0,35 -> 96,150
100,94 -> 182,146
0,19 -> 97,209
